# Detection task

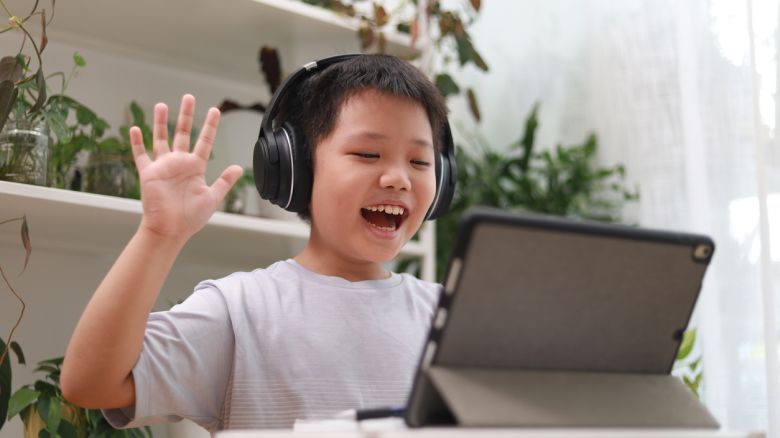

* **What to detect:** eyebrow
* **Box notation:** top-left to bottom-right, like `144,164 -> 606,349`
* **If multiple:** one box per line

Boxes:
349,131 -> 433,148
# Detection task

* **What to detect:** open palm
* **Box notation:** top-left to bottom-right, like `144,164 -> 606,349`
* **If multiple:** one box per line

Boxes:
131,95 -> 243,241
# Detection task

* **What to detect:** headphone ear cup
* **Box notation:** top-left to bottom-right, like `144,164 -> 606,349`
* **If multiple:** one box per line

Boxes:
276,122 -> 312,213
426,150 -> 456,220
253,131 -> 281,203
425,123 -> 457,221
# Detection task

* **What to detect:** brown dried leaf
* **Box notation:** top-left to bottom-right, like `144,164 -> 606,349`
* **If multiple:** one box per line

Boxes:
358,23 -> 374,50
378,32 -> 387,54
373,4 -> 388,27
40,9 -> 48,53
454,18 -> 465,37
467,88 -> 481,122
258,46 -> 281,94
21,215 -> 31,273
0,57 -> 22,83
439,11 -> 457,36
411,19 -> 419,45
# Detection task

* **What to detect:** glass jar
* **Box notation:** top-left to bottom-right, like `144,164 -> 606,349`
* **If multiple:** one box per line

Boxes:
84,151 -> 137,197
0,120 -> 50,185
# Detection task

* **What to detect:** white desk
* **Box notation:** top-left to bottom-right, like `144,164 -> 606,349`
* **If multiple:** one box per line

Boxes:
218,428 -> 760,438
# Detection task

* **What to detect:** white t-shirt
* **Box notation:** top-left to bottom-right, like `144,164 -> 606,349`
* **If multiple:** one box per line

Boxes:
103,259 -> 440,431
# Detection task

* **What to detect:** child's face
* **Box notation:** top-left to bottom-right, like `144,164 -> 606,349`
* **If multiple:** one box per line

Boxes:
307,89 -> 437,265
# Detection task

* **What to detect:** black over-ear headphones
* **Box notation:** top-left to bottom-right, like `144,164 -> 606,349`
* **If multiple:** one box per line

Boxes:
253,54 -> 456,220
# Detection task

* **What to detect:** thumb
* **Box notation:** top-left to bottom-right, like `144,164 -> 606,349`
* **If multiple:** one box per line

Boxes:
210,165 -> 245,203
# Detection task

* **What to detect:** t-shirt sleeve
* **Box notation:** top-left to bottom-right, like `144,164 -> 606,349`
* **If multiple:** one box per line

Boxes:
103,282 -> 235,432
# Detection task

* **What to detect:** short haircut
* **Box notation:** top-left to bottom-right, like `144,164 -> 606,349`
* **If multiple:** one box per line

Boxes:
278,54 -> 449,222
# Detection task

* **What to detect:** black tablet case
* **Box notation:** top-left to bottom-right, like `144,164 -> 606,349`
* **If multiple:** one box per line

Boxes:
405,208 -> 719,428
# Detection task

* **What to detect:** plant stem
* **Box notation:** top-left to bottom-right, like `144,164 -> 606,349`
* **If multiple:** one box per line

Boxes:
0,0 -> 13,19
0,216 -> 23,226
17,24 -> 42,74
27,0 -> 40,18
0,264 -> 26,368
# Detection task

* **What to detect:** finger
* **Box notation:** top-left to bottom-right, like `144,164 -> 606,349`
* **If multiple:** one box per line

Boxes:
152,103 -> 170,159
129,127 -> 151,171
193,107 -> 220,161
210,165 -> 244,203
172,94 -> 195,153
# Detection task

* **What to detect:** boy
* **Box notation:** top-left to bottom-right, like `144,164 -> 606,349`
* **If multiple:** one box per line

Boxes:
61,54 -> 452,431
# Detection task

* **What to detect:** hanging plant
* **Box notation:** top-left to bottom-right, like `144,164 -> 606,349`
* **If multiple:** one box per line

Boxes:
302,0 -> 489,122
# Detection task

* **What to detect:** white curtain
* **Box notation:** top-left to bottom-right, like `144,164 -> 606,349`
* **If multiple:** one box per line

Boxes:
449,0 -> 780,434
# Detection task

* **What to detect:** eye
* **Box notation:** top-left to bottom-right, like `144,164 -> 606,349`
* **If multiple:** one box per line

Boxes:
351,152 -> 380,159
411,160 -> 431,167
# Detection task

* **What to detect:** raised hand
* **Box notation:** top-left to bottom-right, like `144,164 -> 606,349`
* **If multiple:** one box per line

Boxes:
131,94 -> 243,242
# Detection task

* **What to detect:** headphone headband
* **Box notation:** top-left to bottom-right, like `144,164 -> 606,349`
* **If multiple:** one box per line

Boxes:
261,54 -> 359,134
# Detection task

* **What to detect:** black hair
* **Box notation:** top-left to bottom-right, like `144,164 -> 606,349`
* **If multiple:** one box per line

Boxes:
279,54 -> 449,222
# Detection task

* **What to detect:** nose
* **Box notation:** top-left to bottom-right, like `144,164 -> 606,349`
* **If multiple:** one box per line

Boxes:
379,163 -> 412,191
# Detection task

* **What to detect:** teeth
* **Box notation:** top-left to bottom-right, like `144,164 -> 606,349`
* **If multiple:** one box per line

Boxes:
367,222 -> 397,232
364,205 -> 405,215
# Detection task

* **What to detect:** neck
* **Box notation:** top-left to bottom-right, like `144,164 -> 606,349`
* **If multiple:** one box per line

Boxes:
294,245 -> 389,282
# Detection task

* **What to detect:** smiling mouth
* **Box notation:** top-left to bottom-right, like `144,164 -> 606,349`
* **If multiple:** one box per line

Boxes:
361,205 -> 408,232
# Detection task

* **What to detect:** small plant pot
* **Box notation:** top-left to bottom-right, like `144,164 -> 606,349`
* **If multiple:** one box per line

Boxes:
223,184 -> 249,214
0,120 -> 50,186
84,152 -> 137,197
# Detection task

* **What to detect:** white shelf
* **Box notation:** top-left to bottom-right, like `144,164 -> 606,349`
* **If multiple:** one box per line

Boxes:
0,181 -> 428,266
6,0 -> 419,86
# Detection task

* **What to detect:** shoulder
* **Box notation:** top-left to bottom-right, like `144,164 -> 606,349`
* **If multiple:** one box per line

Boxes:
397,273 -> 441,309
186,260 -> 305,321
193,260 -> 295,296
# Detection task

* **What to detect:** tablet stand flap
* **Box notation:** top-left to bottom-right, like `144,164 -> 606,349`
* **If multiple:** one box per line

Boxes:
426,366 -> 720,428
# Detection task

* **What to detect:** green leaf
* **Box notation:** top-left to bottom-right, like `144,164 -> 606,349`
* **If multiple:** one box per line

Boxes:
39,429 -> 51,438
45,396 -> 62,434
434,73 -> 460,97
677,328 -> 696,361
455,35 -> 472,66
34,364 -> 60,376
130,101 -> 145,126
38,357 -> 64,366
0,337 -> 11,430
453,34 -> 488,71
8,388 -> 40,419
10,341 -> 25,365
58,419 -> 79,438
30,68 -> 47,114
73,52 -> 86,67
76,105 -> 95,125
34,380 -> 57,398
469,45 -> 489,71
37,396 -> 50,427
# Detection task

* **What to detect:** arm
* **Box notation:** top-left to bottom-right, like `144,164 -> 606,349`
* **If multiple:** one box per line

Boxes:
61,95 -> 243,409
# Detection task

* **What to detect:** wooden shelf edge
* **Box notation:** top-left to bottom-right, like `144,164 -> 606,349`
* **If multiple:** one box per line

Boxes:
0,181 -> 428,259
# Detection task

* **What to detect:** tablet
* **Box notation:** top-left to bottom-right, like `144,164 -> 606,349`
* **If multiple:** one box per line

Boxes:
405,207 -> 717,427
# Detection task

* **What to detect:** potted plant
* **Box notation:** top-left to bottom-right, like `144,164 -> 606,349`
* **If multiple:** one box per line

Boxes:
0,215 -> 30,433
7,356 -> 152,437
0,0 -> 110,188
